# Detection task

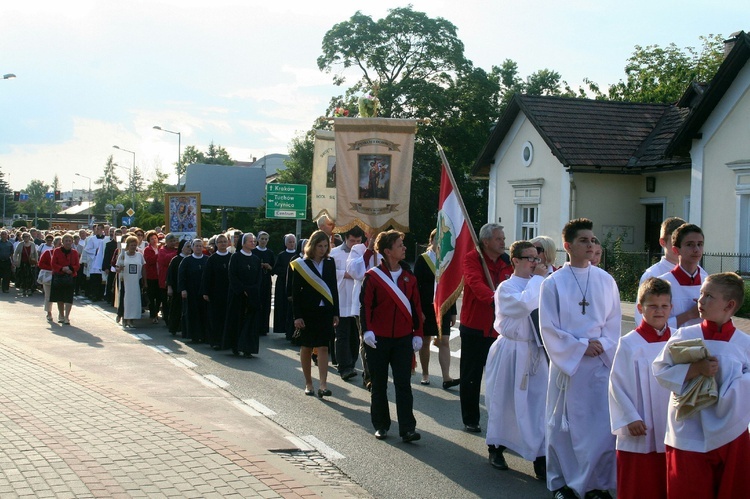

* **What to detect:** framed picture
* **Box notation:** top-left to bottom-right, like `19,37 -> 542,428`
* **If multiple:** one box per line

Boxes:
164,192 -> 201,241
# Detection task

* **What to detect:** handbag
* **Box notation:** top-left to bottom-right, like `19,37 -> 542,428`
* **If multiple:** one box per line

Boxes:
52,273 -> 74,286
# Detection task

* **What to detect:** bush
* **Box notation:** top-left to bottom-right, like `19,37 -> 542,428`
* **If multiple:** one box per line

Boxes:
737,281 -> 750,318
601,231 -> 650,302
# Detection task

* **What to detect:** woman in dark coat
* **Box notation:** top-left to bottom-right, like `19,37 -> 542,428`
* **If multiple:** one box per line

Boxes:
178,238 -> 209,343
272,233 -> 297,335
167,239 -> 191,335
201,234 -> 231,350
254,231 -> 275,335
222,233 -> 262,357
290,230 -> 339,398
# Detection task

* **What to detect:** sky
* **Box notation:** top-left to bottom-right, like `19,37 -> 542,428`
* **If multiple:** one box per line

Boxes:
0,0 -> 745,194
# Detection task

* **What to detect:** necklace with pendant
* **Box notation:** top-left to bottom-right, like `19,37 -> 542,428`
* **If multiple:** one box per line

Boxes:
570,265 -> 591,314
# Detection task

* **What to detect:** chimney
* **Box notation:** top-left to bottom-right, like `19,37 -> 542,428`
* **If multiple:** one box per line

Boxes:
723,31 -> 743,59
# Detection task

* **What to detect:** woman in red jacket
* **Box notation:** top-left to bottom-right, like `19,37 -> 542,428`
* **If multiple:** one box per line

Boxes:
360,230 -> 423,443
143,230 -> 161,324
50,233 -> 80,325
37,235 -> 61,321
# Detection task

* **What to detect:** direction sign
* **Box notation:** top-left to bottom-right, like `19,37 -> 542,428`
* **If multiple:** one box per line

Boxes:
121,216 -> 134,226
265,183 -> 307,220
45,192 -> 55,200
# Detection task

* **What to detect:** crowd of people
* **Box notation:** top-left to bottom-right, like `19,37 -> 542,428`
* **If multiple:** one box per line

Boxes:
2,213 -> 748,499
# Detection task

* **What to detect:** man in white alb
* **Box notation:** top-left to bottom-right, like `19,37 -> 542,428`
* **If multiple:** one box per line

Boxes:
539,218 -> 621,499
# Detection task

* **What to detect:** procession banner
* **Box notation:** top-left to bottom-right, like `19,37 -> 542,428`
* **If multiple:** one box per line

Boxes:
311,129 -> 337,222
333,117 -> 418,233
165,192 -> 201,241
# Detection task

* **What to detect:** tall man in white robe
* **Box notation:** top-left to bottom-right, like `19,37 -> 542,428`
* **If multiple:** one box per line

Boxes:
82,223 -> 107,301
539,218 -> 621,499
485,241 -> 549,479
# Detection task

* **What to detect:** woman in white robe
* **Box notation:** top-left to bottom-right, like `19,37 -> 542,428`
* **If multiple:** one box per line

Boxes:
117,235 -> 144,328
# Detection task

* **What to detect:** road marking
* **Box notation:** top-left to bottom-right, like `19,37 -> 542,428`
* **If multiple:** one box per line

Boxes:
301,435 -> 345,460
132,333 -> 152,340
204,374 -> 229,388
194,374 -> 220,388
171,357 -> 197,369
243,399 -> 276,416
154,345 -> 172,353
285,435 -> 315,451
233,400 -> 262,416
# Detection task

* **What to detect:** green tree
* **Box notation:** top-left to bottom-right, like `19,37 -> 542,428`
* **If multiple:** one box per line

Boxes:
180,142 -> 235,168
0,166 -> 15,220
23,179 -> 50,224
318,6 -> 468,116
586,34 -> 724,103
94,155 -> 122,212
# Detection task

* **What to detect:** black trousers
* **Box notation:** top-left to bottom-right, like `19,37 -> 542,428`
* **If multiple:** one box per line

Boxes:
146,279 -> 160,318
365,335 -> 416,436
335,316 -> 360,374
459,325 -> 495,426
0,260 -> 11,292
87,273 -> 103,301
159,288 -> 170,325
104,271 -> 116,306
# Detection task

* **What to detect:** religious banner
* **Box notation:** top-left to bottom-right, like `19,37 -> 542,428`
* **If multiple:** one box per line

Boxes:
311,129 -> 337,222
164,192 -> 201,241
333,117 -> 418,233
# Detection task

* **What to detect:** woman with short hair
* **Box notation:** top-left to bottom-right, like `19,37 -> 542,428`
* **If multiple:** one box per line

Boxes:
116,235 -> 145,328
49,233 -> 80,324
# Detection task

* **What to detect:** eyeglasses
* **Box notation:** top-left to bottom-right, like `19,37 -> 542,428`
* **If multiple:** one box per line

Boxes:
535,246 -> 544,254
518,256 -> 542,263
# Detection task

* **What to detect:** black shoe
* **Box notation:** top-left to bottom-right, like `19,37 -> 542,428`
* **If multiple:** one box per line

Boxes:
401,431 -> 421,443
464,424 -> 481,433
374,429 -> 388,440
304,388 -> 315,396
317,388 -> 332,398
553,486 -> 578,499
341,370 -> 357,381
442,378 -> 460,390
584,490 -> 613,499
533,456 -> 547,481
490,451 -> 508,470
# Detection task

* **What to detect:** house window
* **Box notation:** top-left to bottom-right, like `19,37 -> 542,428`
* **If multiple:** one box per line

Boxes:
522,141 -> 534,167
519,205 -> 538,240
509,178 -> 544,241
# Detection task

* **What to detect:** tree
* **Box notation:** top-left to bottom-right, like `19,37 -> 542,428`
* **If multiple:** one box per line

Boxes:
318,6 -> 468,117
180,141 -> 235,168
0,166 -> 15,220
23,179 -> 50,224
587,35 -> 724,103
94,155 -> 122,211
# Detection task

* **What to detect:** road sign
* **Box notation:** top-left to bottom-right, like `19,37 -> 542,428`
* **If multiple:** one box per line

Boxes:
265,183 -> 307,220
45,192 -> 55,200
121,216 -> 134,226
126,208 -> 135,217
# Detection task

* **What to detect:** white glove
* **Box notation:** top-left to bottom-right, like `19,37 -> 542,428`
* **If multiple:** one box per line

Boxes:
412,336 -> 423,352
363,331 -> 377,349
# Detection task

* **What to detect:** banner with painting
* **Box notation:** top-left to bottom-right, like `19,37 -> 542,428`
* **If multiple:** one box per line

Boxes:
333,117 -> 417,233
311,129 -> 337,222
164,192 -> 201,241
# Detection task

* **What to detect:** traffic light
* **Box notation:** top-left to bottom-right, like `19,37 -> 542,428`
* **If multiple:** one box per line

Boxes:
54,190 -> 61,201
13,191 -> 19,202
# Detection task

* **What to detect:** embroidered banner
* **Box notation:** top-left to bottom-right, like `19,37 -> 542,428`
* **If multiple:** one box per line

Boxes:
311,129 -> 337,222
334,117 -> 418,233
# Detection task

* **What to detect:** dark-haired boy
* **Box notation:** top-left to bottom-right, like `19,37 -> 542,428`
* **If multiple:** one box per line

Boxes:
540,218 -> 621,499
651,223 -> 707,329
653,272 -> 750,498
609,277 -> 673,499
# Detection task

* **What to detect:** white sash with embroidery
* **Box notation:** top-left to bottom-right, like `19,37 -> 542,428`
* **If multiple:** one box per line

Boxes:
290,258 -> 334,305
369,266 -> 412,320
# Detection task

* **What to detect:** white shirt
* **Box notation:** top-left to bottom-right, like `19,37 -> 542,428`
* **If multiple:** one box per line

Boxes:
330,243 -> 356,317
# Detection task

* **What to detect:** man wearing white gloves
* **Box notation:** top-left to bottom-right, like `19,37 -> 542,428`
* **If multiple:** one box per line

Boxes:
360,230 -> 424,443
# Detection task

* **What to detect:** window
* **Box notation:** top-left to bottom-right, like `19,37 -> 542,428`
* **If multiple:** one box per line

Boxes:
519,205 -> 538,240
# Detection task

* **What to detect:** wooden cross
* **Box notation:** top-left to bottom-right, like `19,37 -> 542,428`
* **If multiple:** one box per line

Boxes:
579,298 -> 590,315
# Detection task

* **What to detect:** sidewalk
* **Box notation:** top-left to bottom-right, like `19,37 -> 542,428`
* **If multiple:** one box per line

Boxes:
0,291 -> 368,498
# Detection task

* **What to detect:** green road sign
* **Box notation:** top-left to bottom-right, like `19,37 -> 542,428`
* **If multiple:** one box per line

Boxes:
265,183 -> 307,219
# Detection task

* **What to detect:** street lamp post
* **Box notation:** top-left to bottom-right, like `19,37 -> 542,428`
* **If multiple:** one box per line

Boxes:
75,173 -> 92,226
153,126 -> 182,190
112,145 -> 136,210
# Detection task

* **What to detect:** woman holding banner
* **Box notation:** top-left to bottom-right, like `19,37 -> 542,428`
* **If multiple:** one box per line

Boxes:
290,230 -> 339,398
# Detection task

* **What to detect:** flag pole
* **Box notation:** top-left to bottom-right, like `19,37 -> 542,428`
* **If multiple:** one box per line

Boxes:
434,138 -> 495,291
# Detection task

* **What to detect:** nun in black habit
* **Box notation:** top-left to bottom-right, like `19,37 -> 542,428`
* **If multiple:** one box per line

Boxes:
201,234 -> 231,350
178,238 -> 209,343
222,232 -> 263,357
167,239 -> 192,334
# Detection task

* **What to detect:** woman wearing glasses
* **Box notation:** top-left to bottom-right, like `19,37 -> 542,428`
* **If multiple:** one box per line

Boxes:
530,235 -> 558,275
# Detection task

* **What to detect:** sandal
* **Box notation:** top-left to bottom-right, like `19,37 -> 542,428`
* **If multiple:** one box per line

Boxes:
62,318 -> 70,325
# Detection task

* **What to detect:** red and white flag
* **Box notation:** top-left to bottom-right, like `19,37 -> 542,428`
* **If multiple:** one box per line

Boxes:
434,144 -> 476,328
